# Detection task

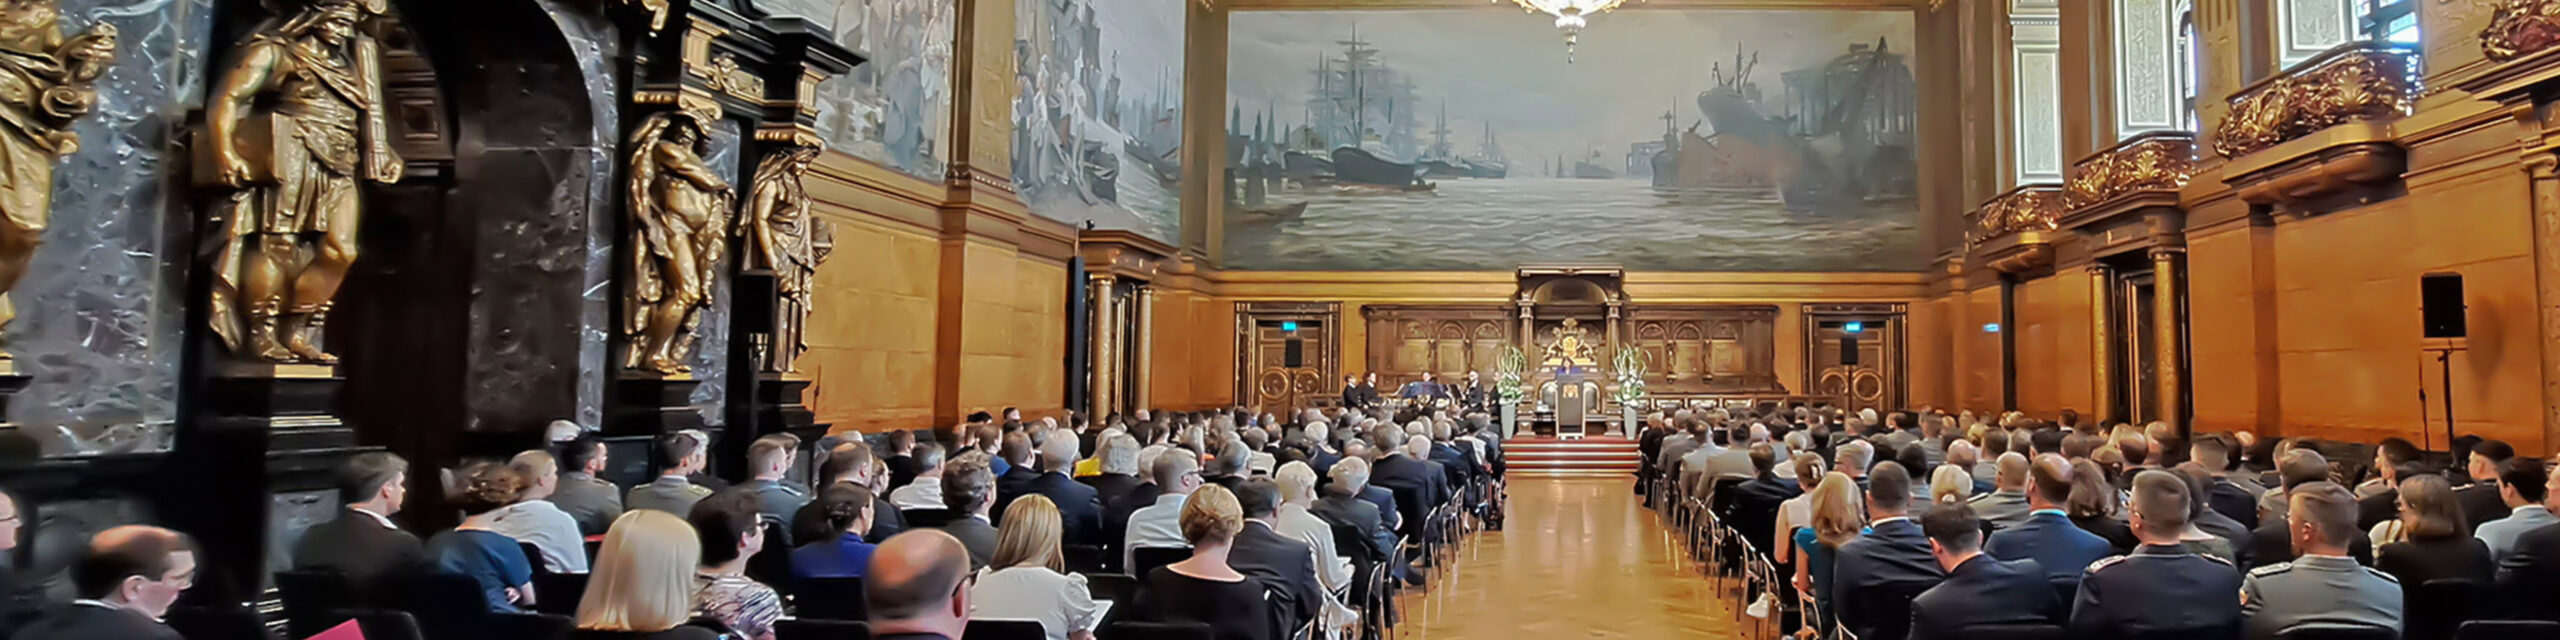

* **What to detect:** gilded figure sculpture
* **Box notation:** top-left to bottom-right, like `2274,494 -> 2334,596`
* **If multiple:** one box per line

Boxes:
0,0 -> 113,342
1539,318 -> 1601,370
739,145 -> 832,374
2482,0 -> 2560,62
202,0 -> 400,364
623,111 -> 733,375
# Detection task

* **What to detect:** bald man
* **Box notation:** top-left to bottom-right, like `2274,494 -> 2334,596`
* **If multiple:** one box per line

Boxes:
1986,454 -> 2116,584
1967,452 -> 2036,529
19,526 -> 194,639
868,530 -> 973,640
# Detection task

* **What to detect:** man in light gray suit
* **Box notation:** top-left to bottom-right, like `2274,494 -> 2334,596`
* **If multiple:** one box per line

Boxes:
2476,458 -> 2556,564
1967,452 -> 2035,530
2241,483 -> 2402,640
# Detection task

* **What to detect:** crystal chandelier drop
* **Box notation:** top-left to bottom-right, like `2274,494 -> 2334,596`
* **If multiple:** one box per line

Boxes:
1504,0 -> 1642,62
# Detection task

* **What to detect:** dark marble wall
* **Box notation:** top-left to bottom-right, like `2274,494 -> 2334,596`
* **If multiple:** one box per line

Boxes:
686,119 -> 744,428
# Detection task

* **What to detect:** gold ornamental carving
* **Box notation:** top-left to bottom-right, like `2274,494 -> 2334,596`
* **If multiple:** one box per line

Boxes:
2214,43 -> 2417,158
700,52 -> 765,103
623,111 -> 733,375
200,0 -> 401,364
2066,133 -> 2195,209
619,0 -> 669,33
0,0 -> 114,341
739,145 -> 831,374
2482,0 -> 2560,62
1968,186 -> 2064,247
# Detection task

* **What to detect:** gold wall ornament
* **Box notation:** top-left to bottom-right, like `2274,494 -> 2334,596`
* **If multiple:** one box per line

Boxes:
2066,133 -> 2197,208
738,145 -> 829,374
1968,185 -> 2065,247
701,52 -> 764,103
619,0 -> 669,34
200,0 -> 400,364
622,111 -> 733,375
2213,43 -> 2418,158
2482,0 -> 2560,62
0,0 -> 115,341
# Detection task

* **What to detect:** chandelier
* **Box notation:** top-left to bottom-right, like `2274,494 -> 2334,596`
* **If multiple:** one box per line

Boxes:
1503,0 -> 1643,62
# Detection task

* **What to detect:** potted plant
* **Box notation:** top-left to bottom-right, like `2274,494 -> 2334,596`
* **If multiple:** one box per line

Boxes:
1494,346 -> 1527,436
1612,347 -> 1649,437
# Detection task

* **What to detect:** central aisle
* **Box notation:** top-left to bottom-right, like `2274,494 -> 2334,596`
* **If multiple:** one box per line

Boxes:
1398,477 -> 1743,639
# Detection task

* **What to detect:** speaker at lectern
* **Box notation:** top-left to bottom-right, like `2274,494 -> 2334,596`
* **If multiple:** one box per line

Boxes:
1554,369 -> 1586,437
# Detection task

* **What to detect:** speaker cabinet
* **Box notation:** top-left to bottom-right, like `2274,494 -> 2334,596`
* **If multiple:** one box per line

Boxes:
2421,273 -> 2466,339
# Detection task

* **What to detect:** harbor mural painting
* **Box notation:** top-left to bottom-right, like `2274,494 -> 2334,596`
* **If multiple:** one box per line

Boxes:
1014,0 -> 1185,242
808,0 -> 954,180
1224,10 -> 1925,272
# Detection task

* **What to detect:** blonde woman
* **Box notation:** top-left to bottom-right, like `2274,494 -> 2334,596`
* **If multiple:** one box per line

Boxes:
971,495 -> 1102,640
1930,465 -> 1975,506
572,511 -> 717,640
1790,472 -> 1866,632
1127,485 -> 1273,640
1273,461 -> 1360,635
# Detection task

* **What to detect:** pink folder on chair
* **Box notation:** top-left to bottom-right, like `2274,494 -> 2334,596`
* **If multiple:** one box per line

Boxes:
305,619 -> 365,640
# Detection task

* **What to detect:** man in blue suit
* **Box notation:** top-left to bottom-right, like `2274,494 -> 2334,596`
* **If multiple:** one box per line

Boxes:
1911,502 -> 2061,640
1022,439 -> 1105,545
1832,462 -> 1945,640
1986,454 -> 2117,585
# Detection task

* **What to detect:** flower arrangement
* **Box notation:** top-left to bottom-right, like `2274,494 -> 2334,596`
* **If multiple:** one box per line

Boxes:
1611,346 -> 1649,406
1493,345 -> 1528,406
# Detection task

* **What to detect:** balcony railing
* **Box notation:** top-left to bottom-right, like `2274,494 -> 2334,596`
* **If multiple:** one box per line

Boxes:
2213,41 -> 2419,159
2066,131 -> 2195,212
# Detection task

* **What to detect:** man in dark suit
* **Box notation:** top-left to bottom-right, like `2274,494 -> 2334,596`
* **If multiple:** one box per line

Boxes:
1026,442 -> 1105,545
1985,454 -> 2115,585
1911,502 -> 2059,640
990,433 -> 1041,524
937,454 -> 1001,569
2191,437 -> 2263,530
1314,457 -> 1395,565
291,452 -> 431,589
1831,462 -> 1945,640
18,526 -> 193,640
1370,431 -> 1444,540
2458,440 -> 2517,532
882,429 -> 920,491
2495,461 -> 2560,622
1341,375 -> 1363,409
1718,443 -> 1801,555
1080,433 -> 1147,505
1229,480 -> 1324,636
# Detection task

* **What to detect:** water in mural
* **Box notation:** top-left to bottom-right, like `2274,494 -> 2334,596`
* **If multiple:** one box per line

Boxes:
1224,10 -> 1925,272
1014,0 -> 1184,242
810,0 -> 953,179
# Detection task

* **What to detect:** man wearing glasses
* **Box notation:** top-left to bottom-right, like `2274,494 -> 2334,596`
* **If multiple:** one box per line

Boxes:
19,525 -> 194,639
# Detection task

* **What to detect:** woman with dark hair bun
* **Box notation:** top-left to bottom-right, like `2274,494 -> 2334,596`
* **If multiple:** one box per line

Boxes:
427,462 -> 538,612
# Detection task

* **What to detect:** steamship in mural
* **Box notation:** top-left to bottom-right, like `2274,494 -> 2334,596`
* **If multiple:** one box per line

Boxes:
1014,0 -> 1186,242
1224,10 -> 1926,272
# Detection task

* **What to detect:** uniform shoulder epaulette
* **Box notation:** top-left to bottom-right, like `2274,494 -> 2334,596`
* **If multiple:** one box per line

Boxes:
2086,555 -> 2130,573
2199,553 -> 2237,567
777,483 -> 807,496
685,484 -> 713,496
2248,561 -> 2293,577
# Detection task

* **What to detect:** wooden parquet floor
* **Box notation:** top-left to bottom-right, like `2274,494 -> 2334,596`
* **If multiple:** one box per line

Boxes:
1392,477 -> 1747,639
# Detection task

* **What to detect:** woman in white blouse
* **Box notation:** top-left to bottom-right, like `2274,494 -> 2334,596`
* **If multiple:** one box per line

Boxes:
970,495 -> 1103,640
1272,462 -> 1360,636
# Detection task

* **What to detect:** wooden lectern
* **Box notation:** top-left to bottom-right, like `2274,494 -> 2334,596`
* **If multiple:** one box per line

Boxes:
1554,370 -> 1587,438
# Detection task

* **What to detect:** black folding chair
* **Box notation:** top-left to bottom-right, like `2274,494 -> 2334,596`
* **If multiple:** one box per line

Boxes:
1953,623 -> 2068,640
275,569 -> 368,639
902,508 -> 953,528
1086,573 -> 1139,604
532,571 -> 591,617
2275,625 -> 2397,640
482,611 -> 573,640
791,577 -> 869,621
520,542 -> 551,575
1841,580 -> 1933,640
1063,543 -> 1106,574
747,522 -> 796,587
2454,621 -> 2560,640
1105,620 -> 1217,640
1130,547 -> 1191,581
388,572 -> 495,640
165,605 -> 278,640
2407,579 -> 2481,640
966,619 -> 1048,640
775,618 -> 871,640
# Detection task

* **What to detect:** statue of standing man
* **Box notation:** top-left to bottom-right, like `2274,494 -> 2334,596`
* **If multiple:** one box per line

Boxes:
0,0 -> 115,342
201,0 -> 400,364
623,111 -> 732,375
739,145 -> 831,374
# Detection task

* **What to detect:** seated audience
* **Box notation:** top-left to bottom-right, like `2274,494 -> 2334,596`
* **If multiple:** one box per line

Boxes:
2192,435 -> 2263,530
2174,467 -> 2251,566
489,449 -> 591,573
2241,482 -> 2402,640
993,433 -> 1041,520
1928,464 -> 1974,507
1831,462 -> 1944,640
572,510 -> 719,640
817,439 -> 906,543
1985,454 -> 2114,586
293,451 -> 431,587
1910,503 -> 2058,640
889,443 -> 950,511
2495,454 -> 2560,621
1126,485 -> 1274,640
867,530 -> 976,640
1024,436 -> 1105,546
969,496 -> 1103,640
2070,470 -> 2243,640
1273,462 -> 1360,632
1227,480 -> 1323,636
939,453 -> 1002,569
2373,474 -> 2490,588
688,490 -> 782,640
2456,440 -> 2516,530
428,462 -> 540,612
1770,454 -> 1826,577
629,432 -> 713,516
1081,433 -> 1146,505
2355,438 -> 2422,530
1723,444 -> 1805,556
2476,457 -> 2553,564
554,434 -> 627,536
2249,449 -> 2371,568
1125,451 -> 1204,568
884,429 -> 920,491
741,435 -> 810,525
18,526 -> 193,640
1313,456 -> 1397,578
790,484 -> 879,580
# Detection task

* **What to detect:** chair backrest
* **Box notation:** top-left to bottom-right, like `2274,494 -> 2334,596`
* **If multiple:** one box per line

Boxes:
2407,579 -> 2482,640
481,612 -> 574,640
791,577 -> 870,621
521,542 -> 553,575
2275,625 -> 2398,640
389,571 -> 499,640
902,508 -> 953,528
1845,580 -> 1934,640
1085,572 -> 1139,604
2121,626 -> 2242,640
165,605 -> 279,640
1952,622 -> 2068,640
1062,543 -> 1106,574
774,618 -> 872,640
532,571 -> 592,617
2048,578 -> 2080,623
1106,620 -> 1219,640
2454,620 -> 2560,640
1130,547 -> 1192,581
747,522 -> 796,586
275,569 -> 368,637
1329,522 -> 1380,565
966,619 -> 1049,640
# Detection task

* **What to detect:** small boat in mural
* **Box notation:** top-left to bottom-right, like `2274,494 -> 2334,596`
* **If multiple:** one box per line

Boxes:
1572,151 -> 1616,180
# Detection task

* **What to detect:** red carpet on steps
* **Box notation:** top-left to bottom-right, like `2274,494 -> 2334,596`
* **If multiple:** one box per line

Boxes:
1504,435 -> 1640,477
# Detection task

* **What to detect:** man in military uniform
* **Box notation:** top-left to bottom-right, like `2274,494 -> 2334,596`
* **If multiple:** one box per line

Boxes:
2239,481 -> 2401,640
2070,470 -> 2244,640
742,434 -> 810,525
550,433 -> 625,535
628,431 -> 712,515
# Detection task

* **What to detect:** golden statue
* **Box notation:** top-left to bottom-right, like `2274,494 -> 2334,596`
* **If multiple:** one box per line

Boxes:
0,1 -> 114,339
739,145 -> 831,374
623,111 -> 733,375
1539,318 -> 1601,370
202,0 -> 400,364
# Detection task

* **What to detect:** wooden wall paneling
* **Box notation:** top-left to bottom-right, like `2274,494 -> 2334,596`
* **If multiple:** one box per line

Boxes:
1360,305 -> 1515,390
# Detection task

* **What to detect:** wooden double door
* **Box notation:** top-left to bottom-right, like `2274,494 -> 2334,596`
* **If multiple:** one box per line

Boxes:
1235,303 -> 1341,415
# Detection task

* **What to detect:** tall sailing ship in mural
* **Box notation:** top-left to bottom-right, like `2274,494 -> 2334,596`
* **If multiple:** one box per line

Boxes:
1222,10 -> 1925,272
1014,0 -> 1185,241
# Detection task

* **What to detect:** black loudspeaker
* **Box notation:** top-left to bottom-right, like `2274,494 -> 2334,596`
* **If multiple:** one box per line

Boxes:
1840,337 -> 1860,366
2421,272 -> 2467,339
1284,338 -> 1304,368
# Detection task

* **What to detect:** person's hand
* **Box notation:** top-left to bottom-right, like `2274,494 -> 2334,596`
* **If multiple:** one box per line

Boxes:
217,150 -> 254,187
504,586 -> 525,604
1792,571 -> 1810,596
